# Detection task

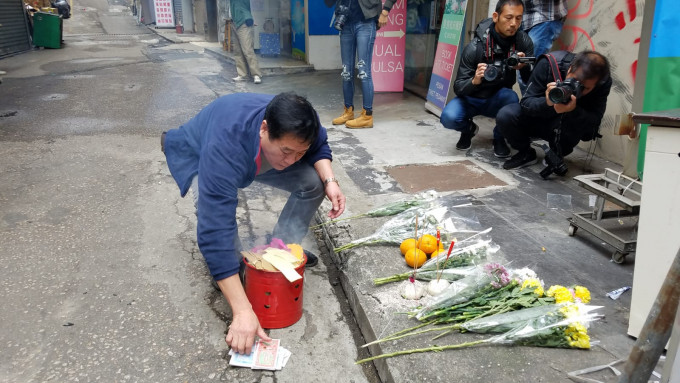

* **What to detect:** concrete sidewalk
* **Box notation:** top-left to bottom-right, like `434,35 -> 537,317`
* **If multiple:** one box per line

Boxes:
150,26 -> 645,382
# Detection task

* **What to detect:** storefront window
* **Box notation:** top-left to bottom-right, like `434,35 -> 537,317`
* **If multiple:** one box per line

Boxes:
404,0 -> 445,98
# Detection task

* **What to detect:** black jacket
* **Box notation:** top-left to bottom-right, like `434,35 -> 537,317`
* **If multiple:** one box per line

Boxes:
521,51 -> 612,141
453,18 -> 534,99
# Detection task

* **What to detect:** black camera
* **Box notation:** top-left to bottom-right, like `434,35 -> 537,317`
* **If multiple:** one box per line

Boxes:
548,78 -> 583,104
505,52 -> 535,67
484,53 -> 536,82
333,1 -> 350,31
538,143 -> 568,179
483,61 -> 504,82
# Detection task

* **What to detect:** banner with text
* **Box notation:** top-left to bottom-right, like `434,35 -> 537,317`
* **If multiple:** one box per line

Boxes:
153,0 -> 175,27
425,0 -> 467,115
372,0 -> 406,92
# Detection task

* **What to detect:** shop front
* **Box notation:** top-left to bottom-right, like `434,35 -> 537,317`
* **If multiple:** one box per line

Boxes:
403,0 -> 445,98
0,0 -> 32,57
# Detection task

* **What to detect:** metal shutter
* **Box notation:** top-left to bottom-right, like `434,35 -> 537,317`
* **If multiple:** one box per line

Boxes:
0,0 -> 32,57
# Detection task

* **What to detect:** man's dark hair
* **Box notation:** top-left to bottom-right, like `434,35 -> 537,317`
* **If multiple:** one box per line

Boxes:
495,0 -> 524,13
569,50 -> 611,84
264,92 -> 320,144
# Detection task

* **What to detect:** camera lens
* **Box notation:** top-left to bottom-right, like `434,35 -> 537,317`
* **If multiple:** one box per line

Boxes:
506,57 -> 518,67
483,65 -> 500,82
548,87 -> 571,104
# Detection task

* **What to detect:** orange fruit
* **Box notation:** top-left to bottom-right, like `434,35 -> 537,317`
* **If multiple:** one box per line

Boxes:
400,238 -> 418,256
417,234 -> 438,254
429,249 -> 445,259
405,248 -> 427,268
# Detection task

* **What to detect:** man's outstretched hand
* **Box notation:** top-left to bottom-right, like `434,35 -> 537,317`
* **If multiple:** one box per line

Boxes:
225,308 -> 271,355
325,182 -> 346,219
218,275 -> 272,355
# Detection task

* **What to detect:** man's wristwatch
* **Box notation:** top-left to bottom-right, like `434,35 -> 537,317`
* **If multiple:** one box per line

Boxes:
324,177 -> 339,187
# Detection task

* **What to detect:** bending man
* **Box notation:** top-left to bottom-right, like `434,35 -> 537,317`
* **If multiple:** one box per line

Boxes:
162,92 -> 346,354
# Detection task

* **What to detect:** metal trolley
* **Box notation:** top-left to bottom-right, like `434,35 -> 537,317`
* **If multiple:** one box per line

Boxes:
568,168 -> 642,263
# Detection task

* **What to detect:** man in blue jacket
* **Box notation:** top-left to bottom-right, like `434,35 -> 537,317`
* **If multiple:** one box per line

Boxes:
162,92 -> 346,355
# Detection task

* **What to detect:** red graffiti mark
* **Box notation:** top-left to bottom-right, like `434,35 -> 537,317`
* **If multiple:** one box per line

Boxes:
631,60 -> 637,83
566,0 -> 593,19
557,25 -> 595,51
615,13 -> 626,30
634,37 -> 640,44
627,0 -> 637,21
616,0 -> 638,30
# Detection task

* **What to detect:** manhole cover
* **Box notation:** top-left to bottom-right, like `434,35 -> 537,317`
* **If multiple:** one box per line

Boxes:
387,160 -> 506,192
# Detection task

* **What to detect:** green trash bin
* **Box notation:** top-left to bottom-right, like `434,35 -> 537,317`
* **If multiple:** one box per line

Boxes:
33,12 -> 63,49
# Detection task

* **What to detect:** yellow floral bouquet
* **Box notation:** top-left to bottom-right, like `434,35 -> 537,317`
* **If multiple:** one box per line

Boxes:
358,300 -> 600,364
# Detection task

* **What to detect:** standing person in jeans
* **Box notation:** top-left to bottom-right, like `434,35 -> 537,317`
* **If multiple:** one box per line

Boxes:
230,0 -> 263,84
518,0 -> 568,94
162,92 -> 346,355
439,0 -> 533,158
327,0 -> 395,129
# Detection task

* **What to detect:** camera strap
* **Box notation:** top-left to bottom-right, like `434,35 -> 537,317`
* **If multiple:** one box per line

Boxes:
543,53 -> 563,83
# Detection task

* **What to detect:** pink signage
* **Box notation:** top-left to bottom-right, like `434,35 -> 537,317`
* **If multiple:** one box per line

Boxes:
372,0 -> 406,92
153,0 -> 175,27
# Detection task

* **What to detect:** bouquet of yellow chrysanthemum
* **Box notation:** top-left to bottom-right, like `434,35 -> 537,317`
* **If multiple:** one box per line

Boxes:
357,302 -> 601,364
546,284 -> 591,304
411,265 -> 550,322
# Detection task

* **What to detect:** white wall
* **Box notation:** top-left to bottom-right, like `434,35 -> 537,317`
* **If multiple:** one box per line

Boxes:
308,35 -> 341,70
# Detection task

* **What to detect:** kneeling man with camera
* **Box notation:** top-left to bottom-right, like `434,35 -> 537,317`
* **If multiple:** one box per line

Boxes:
440,0 -> 534,158
496,50 -> 611,176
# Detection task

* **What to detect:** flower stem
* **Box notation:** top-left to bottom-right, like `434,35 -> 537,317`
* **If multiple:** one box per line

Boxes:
362,320 -> 436,348
333,239 -> 382,253
356,339 -> 489,364
364,323 -> 461,347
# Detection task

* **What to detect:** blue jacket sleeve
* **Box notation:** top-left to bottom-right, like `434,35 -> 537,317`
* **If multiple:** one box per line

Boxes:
197,137 -> 253,281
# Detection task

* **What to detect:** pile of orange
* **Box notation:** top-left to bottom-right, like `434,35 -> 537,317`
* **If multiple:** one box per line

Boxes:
400,234 -> 444,268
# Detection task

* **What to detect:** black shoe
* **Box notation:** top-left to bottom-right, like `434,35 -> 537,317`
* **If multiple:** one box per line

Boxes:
493,139 -> 511,158
503,148 -> 538,170
303,250 -> 319,267
455,122 -> 479,150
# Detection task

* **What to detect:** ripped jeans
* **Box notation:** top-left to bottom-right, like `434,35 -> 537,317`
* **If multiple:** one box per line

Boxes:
340,19 -> 376,112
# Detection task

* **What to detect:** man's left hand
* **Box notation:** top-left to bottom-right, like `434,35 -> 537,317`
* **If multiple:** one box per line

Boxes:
553,95 -> 577,114
378,11 -> 389,29
511,52 -> 528,70
325,182 -> 345,219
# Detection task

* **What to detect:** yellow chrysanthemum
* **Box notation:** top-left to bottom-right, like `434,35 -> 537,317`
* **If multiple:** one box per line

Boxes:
558,303 -> 580,318
520,278 -> 544,297
573,286 -> 591,304
546,285 -> 573,303
565,323 -> 590,349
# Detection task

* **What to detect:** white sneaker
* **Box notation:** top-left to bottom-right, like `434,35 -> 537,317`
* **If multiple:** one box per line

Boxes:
253,75 -> 262,84
232,75 -> 248,82
0,70 -> 6,75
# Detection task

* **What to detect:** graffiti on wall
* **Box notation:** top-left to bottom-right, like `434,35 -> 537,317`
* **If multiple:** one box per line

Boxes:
556,0 -> 645,164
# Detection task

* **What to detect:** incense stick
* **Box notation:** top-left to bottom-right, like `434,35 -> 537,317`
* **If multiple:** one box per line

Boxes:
411,215 -> 418,281
437,239 -> 456,282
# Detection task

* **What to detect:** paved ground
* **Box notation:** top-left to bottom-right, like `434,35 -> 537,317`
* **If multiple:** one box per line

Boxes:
0,5 -> 654,383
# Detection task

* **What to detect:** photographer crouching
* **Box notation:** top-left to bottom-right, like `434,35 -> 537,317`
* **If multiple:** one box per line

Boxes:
496,50 -> 611,177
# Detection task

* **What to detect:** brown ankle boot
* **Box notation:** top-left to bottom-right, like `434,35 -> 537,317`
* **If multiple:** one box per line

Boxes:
332,106 -> 354,125
345,109 -> 373,129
